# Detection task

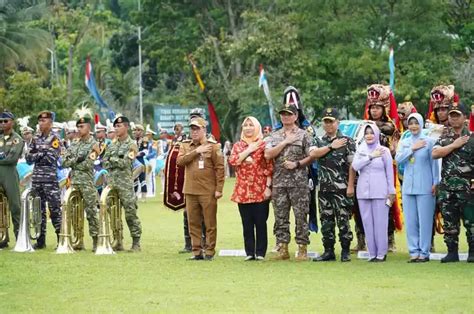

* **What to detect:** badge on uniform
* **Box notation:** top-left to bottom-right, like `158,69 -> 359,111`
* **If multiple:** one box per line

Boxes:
198,155 -> 204,169
89,151 -> 97,160
12,138 -> 19,145
128,150 -> 136,160
52,138 -> 60,149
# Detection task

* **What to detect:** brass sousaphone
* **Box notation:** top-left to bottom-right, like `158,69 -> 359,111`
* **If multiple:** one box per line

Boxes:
13,188 -> 41,252
95,185 -> 123,255
56,187 -> 85,254
0,186 -> 10,245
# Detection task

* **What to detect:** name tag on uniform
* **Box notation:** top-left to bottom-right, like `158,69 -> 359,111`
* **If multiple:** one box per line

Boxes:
198,160 -> 204,169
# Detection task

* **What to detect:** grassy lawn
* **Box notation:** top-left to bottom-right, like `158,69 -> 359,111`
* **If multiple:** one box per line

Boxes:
1,178 -> 472,313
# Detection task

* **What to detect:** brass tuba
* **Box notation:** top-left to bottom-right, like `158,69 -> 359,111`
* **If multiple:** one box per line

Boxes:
56,187 -> 84,254
13,189 -> 41,253
95,185 -> 123,255
0,186 -> 10,244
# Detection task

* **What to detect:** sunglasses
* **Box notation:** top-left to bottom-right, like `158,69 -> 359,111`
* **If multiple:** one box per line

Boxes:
0,119 -> 11,124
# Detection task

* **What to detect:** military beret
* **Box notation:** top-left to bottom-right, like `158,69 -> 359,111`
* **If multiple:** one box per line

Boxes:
37,111 -> 53,120
76,116 -> 92,126
0,110 -> 14,120
113,116 -> 130,126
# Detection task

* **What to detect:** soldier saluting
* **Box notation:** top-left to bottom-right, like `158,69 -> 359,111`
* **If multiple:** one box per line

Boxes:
61,108 -> 100,252
25,111 -> 62,249
102,115 -> 142,252
0,110 -> 24,248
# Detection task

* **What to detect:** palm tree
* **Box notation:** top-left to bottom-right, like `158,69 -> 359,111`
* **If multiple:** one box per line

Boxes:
0,1 -> 51,85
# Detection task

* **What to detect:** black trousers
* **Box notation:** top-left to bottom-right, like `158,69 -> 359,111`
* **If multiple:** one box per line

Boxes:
238,200 -> 269,257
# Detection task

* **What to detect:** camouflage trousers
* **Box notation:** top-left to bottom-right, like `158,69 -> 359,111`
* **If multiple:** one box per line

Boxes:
32,181 -> 62,236
438,189 -> 474,247
319,191 -> 353,248
112,182 -> 142,238
72,183 -> 99,237
272,187 -> 310,245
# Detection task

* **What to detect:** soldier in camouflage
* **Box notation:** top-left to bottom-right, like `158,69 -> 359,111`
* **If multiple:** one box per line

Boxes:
25,111 -> 62,249
310,108 -> 355,262
102,116 -> 142,252
0,110 -> 24,248
432,103 -> 474,263
61,114 -> 100,251
265,103 -> 314,261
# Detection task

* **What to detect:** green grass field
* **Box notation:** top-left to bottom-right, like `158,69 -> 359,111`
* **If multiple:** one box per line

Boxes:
1,178 -> 472,313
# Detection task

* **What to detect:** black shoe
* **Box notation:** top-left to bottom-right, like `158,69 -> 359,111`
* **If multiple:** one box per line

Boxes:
407,257 -> 419,263
179,247 -> 192,254
375,257 -> 386,262
417,257 -> 429,263
313,250 -> 336,262
33,242 -> 46,250
368,257 -> 377,262
441,251 -> 459,263
204,255 -> 214,261
244,255 -> 255,261
340,249 -> 351,262
188,255 -> 204,261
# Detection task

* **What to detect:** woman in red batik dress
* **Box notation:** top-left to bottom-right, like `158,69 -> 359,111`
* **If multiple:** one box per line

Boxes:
229,116 -> 273,261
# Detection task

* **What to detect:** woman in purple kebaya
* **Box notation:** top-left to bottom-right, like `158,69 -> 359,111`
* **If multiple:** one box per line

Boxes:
352,123 -> 395,262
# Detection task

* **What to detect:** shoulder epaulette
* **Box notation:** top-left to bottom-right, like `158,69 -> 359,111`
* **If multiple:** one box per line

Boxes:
208,138 -> 217,144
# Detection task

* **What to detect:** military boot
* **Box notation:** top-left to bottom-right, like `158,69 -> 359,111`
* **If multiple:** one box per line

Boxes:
272,243 -> 290,260
33,234 -> 46,250
313,247 -> 336,262
341,242 -> 351,262
351,233 -> 366,252
467,242 -> 474,263
0,232 -> 9,248
440,244 -> 459,263
295,244 -> 308,261
179,237 -> 192,254
388,233 -> 397,252
129,237 -> 141,252
92,236 -> 98,253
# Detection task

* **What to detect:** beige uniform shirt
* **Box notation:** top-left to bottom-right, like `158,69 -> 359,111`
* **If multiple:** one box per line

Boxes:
177,139 -> 225,195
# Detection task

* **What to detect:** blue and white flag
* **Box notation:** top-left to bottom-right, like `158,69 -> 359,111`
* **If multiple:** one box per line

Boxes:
389,47 -> 395,94
259,64 -> 277,127
85,57 -> 115,120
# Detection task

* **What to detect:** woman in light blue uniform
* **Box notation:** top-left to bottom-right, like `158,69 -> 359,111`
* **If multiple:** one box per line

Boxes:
395,113 -> 439,262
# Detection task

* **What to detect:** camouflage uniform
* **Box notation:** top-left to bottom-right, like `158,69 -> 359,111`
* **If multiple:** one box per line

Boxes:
435,126 -> 474,251
25,131 -> 62,245
61,136 -> 100,237
0,129 -> 24,244
103,136 -> 142,238
266,127 -> 312,245
314,130 -> 355,250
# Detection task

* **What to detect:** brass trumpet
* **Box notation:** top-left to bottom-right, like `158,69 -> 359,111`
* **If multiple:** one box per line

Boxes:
95,186 -> 123,255
13,189 -> 41,253
0,186 -> 10,244
56,187 -> 84,254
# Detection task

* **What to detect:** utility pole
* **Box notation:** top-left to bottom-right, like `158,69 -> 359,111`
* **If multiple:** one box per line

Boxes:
138,0 -> 143,123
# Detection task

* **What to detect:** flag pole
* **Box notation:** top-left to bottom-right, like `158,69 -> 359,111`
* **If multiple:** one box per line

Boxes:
259,64 -> 277,127
138,0 -> 143,123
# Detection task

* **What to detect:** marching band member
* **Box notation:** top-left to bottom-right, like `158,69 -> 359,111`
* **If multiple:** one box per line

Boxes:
145,125 -> 157,198
132,123 -> 148,200
102,115 -> 142,252
25,111 -> 63,249
106,119 -> 116,141
61,107 -> 100,251
0,110 -> 24,248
